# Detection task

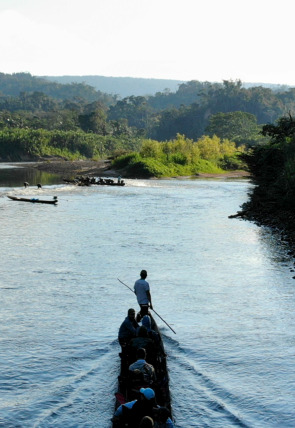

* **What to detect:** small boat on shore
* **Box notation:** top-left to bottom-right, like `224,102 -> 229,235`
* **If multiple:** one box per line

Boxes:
112,311 -> 172,427
8,196 -> 58,205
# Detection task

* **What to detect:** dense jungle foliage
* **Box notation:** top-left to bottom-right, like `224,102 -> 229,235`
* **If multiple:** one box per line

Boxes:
1,73 -> 295,177
242,115 -> 295,213
0,127 -> 142,161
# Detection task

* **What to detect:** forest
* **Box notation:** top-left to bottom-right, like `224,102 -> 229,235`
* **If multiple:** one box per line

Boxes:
1,72 -> 295,178
242,115 -> 295,213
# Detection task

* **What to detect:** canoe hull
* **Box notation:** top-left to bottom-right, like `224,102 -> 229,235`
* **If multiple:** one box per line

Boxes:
112,312 -> 172,427
8,196 -> 58,205
63,180 -> 125,187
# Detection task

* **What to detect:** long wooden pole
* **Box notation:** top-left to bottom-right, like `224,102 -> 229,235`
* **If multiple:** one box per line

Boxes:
117,278 -> 176,334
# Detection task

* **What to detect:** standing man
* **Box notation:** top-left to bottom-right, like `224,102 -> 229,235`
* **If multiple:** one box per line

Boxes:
134,270 -> 153,318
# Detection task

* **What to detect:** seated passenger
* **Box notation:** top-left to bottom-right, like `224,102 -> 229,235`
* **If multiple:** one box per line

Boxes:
129,326 -> 156,364
113,388 -> 156,428
153,406 -> 175,427
129,348 -> 156,386
118,308 -> 139,350
139,416 -> 154,427
141,315 -> 160,344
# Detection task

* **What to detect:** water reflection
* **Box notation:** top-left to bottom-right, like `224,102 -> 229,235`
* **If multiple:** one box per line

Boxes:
0,164 -> 63,187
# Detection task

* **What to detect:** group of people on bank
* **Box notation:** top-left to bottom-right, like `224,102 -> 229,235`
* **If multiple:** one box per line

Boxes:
113,270 -> 174,428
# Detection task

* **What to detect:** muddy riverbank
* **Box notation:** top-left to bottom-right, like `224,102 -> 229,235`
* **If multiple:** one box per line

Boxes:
14,160 -> 251,180
15,159 -> 117,179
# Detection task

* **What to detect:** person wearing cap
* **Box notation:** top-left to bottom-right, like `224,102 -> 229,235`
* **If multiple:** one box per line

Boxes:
118,308 -> 139,350
129,348 -> 156,386
134,270 -> 153,318
113,387 -> 156,428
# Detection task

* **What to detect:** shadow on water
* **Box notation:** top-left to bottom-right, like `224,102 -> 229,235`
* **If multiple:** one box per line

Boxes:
0,164 -> 63,187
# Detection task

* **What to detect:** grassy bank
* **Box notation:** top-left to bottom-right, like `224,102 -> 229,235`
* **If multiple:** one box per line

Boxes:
113,154 -> 225,178
112,135 -> 246,178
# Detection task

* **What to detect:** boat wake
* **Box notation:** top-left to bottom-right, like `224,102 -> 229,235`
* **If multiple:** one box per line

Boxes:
21,340 -> 120,428
162,334 -> 250,428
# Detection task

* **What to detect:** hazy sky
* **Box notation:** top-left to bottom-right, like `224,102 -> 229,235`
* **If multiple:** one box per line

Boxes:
0,0 -> 294,85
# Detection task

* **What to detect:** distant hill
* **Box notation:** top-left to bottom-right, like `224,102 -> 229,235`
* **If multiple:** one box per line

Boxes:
42,75 -> 186,98
0,72 -> 115,104
42,75 -> 292,98
242,82 -> 291,91
1,72 -> 291,101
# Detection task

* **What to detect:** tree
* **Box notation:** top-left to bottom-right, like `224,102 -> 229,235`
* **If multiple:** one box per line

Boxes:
108,96 -> 153,131
261,113 -> 295,143
78,103 -> 108,134
206,111 -> 262,146
196,135 -> 221,162
140,139 -> 162,158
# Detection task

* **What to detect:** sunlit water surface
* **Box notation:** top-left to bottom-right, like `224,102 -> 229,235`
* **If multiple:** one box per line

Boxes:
1,165 -> 295,427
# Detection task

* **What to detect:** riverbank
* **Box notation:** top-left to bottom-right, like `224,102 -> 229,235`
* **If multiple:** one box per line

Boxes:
16,159 -> 118,179
12,159 -> 251,180
196,170 -> 250,179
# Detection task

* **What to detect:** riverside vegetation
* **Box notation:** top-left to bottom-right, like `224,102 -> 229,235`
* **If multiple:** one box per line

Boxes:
112,134 -> 245,178
0,127 -> 246,177
232,114 -> 295,258
1,72 -> 295,188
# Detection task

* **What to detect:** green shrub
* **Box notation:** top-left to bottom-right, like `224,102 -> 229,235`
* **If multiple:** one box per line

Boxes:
112,152 -> 141,169
170,152 -> 188,165
219,154 -> 246,170
126,157 -> 171,178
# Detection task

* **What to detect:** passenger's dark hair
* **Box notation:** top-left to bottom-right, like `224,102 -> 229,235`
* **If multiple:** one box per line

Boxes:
136,348 -> 146,359
140,270 -> 147,279
139,416 -> 154,428
138,325 -> 148,337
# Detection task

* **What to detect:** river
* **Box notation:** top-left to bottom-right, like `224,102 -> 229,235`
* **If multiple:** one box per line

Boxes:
1,164 -> 295,427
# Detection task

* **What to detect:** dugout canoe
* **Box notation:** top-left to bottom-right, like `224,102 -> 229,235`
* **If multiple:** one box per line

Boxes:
8,196 -> 58,205
112,311 -> 172,427
63,177 -> 125,186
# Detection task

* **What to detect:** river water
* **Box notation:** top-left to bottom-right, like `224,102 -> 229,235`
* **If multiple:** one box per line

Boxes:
1,164 -> 295,428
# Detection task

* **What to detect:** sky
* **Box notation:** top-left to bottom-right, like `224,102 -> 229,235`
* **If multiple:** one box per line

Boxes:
0,0 -> 295,85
